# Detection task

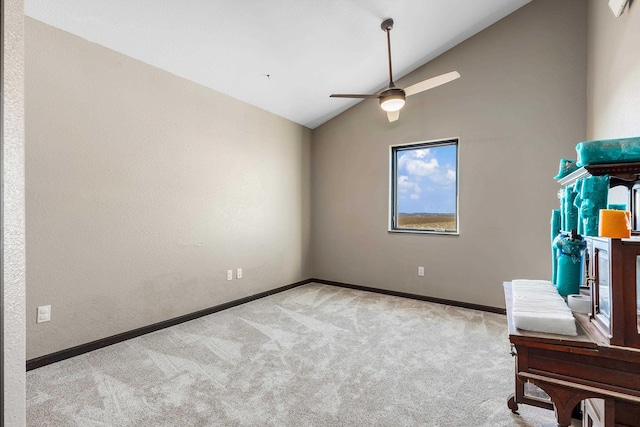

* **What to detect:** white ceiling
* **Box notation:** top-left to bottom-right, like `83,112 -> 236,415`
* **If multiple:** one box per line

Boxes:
25,0 -> 531,129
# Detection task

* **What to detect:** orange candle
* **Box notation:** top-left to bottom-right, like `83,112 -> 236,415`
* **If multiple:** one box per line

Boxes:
598,209 -> 631,238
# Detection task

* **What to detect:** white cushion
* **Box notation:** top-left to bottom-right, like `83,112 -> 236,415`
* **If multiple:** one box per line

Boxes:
511,279 -> 577,336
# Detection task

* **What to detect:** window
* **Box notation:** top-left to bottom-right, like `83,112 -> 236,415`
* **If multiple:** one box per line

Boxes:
390,138 -> 458,234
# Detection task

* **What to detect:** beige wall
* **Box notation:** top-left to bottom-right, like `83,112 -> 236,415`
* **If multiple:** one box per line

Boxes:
587,0 -> 640,139
3,0 -> 26,423
25,0 -> 607,360
311,0 -> 587,308
25,18 -> 311,359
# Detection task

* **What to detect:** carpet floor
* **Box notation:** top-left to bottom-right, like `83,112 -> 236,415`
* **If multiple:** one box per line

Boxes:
27,283 -> 561,426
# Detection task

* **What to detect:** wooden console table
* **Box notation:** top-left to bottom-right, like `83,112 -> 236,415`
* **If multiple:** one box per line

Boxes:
504,282 -> 640,427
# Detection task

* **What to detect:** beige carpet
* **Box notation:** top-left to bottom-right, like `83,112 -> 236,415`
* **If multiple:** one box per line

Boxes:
27,283 -> 561,426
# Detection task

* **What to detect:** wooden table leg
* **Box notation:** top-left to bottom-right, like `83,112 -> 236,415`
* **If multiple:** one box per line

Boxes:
507,393 -> 519,413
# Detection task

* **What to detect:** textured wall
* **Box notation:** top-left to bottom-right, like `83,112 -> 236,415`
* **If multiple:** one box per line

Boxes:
587,0 -> 640,139
311,0 -> 587,308
25,18 -> 311,359
3,0 -> 27,423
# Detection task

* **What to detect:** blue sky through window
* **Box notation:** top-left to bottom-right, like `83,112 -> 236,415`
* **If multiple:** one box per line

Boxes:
396,144 -> 457,214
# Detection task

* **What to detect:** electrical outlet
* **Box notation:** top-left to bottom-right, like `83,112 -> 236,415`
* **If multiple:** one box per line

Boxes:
237,268 -> 243,279
37,305 -> 51,323
227,270 -> 233,281
418,266 -> 425,277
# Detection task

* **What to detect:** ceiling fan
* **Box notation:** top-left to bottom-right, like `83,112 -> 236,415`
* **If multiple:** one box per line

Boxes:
330,18 -> 460,122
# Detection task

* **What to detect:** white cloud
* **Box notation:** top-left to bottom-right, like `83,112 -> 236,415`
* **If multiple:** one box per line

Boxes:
398,154 -> 409,169
398,175 -> 423,199
405,157 -> 440,177
413,149 -> 430,159
429,167 -> 456,186
398,175 -> 412,193
398,149 -> 456,194
402,157 -> 455,187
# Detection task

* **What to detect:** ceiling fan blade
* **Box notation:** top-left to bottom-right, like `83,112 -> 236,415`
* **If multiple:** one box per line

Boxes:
404,71 -> 461,97
387,110 -> 400,122
330,94 -> 380,99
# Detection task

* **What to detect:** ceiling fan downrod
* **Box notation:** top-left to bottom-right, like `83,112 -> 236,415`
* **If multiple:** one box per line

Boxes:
381,18 -> 395,88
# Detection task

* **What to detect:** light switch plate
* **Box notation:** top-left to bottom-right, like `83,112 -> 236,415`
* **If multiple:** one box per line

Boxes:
227,270 -> 233,281
237,268 -> 243,279
37,305 -> 51,323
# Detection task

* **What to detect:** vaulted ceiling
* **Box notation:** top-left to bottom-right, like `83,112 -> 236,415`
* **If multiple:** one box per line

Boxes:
25,0 -> 532,128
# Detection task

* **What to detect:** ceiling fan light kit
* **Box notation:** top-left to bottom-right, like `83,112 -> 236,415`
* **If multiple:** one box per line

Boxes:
330,18 -> 460,122
380,91 -> 406,112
